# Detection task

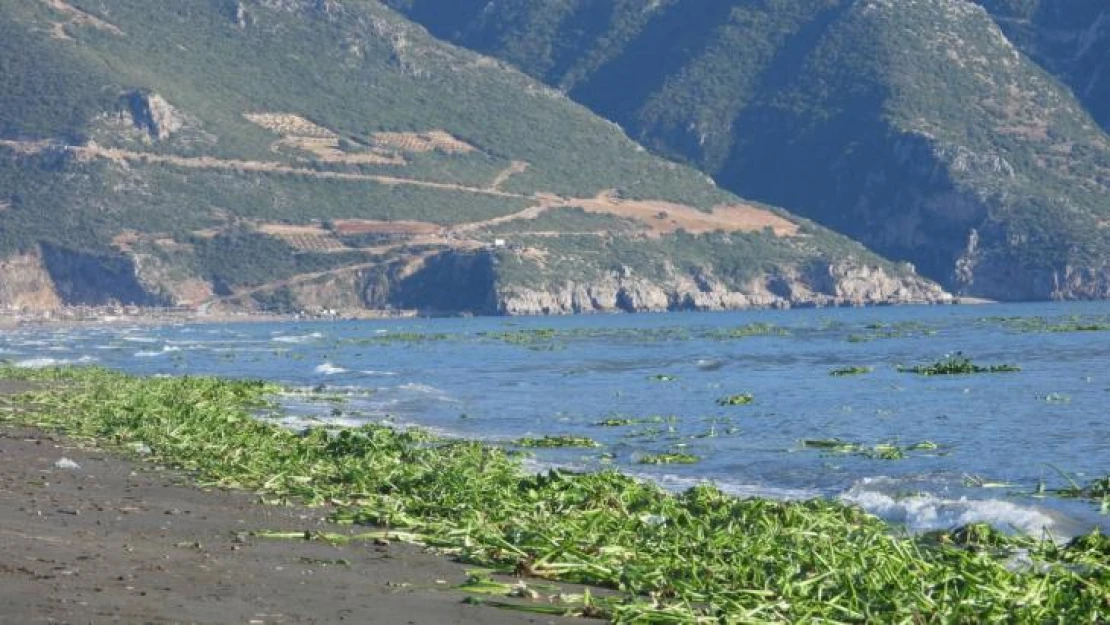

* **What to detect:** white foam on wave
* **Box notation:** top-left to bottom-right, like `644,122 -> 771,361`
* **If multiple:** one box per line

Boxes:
15,356 -> 97,369
315,363 -> 348,375
361,370 -> 397,376
397,382 -> 443,394
122,336 -> 158,344
273,332 -> 324,344
839,485 -> 1057,536
633,470 -> 820,500
135,346 -> 182,358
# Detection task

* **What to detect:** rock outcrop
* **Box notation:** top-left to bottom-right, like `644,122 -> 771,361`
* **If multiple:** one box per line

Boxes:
0,249 -> 63,311
495,261 -> 951,316
127,91 -> 184,141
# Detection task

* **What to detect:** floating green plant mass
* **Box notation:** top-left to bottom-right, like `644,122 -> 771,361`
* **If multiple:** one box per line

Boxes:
829,366 -> 874,377
0,366 -> 1106,622
899,354 -> 1021,375
716,393 -> 754,406
514,435 -> 601,448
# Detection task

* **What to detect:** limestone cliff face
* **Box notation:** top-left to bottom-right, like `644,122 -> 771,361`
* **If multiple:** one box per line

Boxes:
0,249 -> 63,311
495,259 -> 951,316
38,244 -> 166,307
126,92 -> 185,141
0,245 -> 952,316
954,229 -> 1110,302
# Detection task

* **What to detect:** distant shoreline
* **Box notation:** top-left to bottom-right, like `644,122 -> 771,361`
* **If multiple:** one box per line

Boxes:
0,298 -> 1009,331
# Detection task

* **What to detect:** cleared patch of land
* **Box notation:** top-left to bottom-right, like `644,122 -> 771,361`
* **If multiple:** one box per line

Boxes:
371,130 -> 476,154
568,191 -> 799,237
41,0 -> 124,36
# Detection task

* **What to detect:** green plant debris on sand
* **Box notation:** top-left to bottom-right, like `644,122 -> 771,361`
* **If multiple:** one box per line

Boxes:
829,366 -> 874,377
0,367 -> 1107,622
513,435 -> 601,449
899,354 -> 1021,375
716,393 -> 754,406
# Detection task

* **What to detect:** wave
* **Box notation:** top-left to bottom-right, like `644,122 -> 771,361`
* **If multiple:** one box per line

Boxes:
14,356 -> 97,369
315,363 -> 347,375
135,346 -> 182,358
397,382 -> 444,394
273,332 -> 324,344
839,485 -> 1058,536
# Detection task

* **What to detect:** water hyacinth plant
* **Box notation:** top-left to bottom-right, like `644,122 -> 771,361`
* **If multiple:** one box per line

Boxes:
635,452 -> 701,465
899,353 -> 1021,375
514,435 -> 601,448
716,393 -> 754,406
829,366 -> 873,377
0,366 -> 1107,622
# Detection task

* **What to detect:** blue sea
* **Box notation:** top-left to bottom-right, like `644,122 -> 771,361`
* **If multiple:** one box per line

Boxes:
4,302 -> 1109,538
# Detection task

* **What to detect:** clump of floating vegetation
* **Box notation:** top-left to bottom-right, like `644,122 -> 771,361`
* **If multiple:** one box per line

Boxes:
594,417 -> 636,427
514,435 -> 601,449
801,439 -> 939,460
1045,468 -> 1110,513
593,415 -> 668,428
0,366 -> 1107,622
899,354 -> 1021,375
636,452 -> 701,465
704,322 -> 789,340
716,393 -> 754,406
989,315 -> 1110,334
345,332 -> 455,345
846,321 -> 937,343
829,366 -> 873,377
478,328 -> 557,345
646,374 -> 677,382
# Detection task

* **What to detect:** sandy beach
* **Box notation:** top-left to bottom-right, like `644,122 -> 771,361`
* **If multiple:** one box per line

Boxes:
0,382 -> 579,625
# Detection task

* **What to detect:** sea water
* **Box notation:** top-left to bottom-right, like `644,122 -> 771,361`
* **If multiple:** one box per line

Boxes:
4,302 -> 1108,538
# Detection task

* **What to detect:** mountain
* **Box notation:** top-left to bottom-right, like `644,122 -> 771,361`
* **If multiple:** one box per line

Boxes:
0,0 -> 948,316
387,0 -> 1110,301
978,0 -> 1110,133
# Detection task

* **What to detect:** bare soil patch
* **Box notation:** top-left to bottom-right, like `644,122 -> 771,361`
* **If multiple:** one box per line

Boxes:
333,219 -> 443,236
41,0 -> 124,36
257,224 -> 349,252
558,191 -> 799,237
371,131 -> 476,155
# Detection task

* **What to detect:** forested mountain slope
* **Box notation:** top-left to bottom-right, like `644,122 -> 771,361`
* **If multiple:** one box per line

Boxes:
0,0 -> 948,315
390,0 -> 1110,301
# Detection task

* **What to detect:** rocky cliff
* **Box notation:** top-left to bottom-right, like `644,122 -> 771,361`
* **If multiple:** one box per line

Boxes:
495,257 -> 951,315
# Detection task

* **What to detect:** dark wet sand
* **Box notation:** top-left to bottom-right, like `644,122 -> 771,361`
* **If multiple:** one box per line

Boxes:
0,383 -> 582,625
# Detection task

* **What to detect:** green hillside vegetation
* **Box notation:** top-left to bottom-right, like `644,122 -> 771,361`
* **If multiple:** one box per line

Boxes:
0,0 -> 942,313
389,0 -> 1110,301
976,0 -> 1110,131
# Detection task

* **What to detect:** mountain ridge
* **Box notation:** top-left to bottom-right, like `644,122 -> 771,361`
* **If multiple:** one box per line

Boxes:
387,0 -> 1110,302
0,0 -> 949,315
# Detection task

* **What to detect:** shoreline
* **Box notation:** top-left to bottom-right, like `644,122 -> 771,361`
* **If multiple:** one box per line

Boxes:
1,368 -> 1105,621
0,381 -> 579,625
0,297 -> 1005,331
